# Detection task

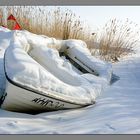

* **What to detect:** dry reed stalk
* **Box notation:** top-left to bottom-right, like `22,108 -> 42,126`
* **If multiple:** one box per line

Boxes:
90,18 -> 139,62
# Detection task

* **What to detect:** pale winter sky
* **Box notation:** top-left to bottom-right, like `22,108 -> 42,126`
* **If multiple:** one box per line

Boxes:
54,6 -> 140,30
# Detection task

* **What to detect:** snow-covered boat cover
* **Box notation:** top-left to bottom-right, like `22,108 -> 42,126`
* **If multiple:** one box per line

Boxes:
4,30 -> 112,105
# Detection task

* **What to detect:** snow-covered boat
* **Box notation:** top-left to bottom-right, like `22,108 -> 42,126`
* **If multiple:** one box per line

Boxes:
1,31 -> 112,113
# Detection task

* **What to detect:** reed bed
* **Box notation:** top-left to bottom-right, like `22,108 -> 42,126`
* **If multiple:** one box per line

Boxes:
91,19 -> 139,62
0,6 -> 139,62
0,6 -> 93,41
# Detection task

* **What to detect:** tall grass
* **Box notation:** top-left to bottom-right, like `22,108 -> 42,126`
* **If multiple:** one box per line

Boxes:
0,6 -> 139,62
0,8 -> 3,26
0,6 -> 93,41
91,19 -> 139,62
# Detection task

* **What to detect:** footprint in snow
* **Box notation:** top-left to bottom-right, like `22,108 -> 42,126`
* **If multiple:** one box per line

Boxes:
105,123 -> 116,131
7,121 -> 18,128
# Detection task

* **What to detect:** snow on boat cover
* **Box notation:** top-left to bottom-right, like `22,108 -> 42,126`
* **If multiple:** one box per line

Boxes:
1,29 -> 112,113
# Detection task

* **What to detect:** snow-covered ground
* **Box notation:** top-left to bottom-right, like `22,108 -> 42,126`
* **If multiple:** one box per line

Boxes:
0,27 -> 140,134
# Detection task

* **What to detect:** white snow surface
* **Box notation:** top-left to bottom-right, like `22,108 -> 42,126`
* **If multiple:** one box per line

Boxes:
0,27 -> 140,134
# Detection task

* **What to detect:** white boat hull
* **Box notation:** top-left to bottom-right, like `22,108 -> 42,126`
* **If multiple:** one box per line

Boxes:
1,78 -> 92,114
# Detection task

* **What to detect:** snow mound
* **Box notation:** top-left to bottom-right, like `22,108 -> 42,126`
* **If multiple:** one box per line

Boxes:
0,27 -> 14,98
